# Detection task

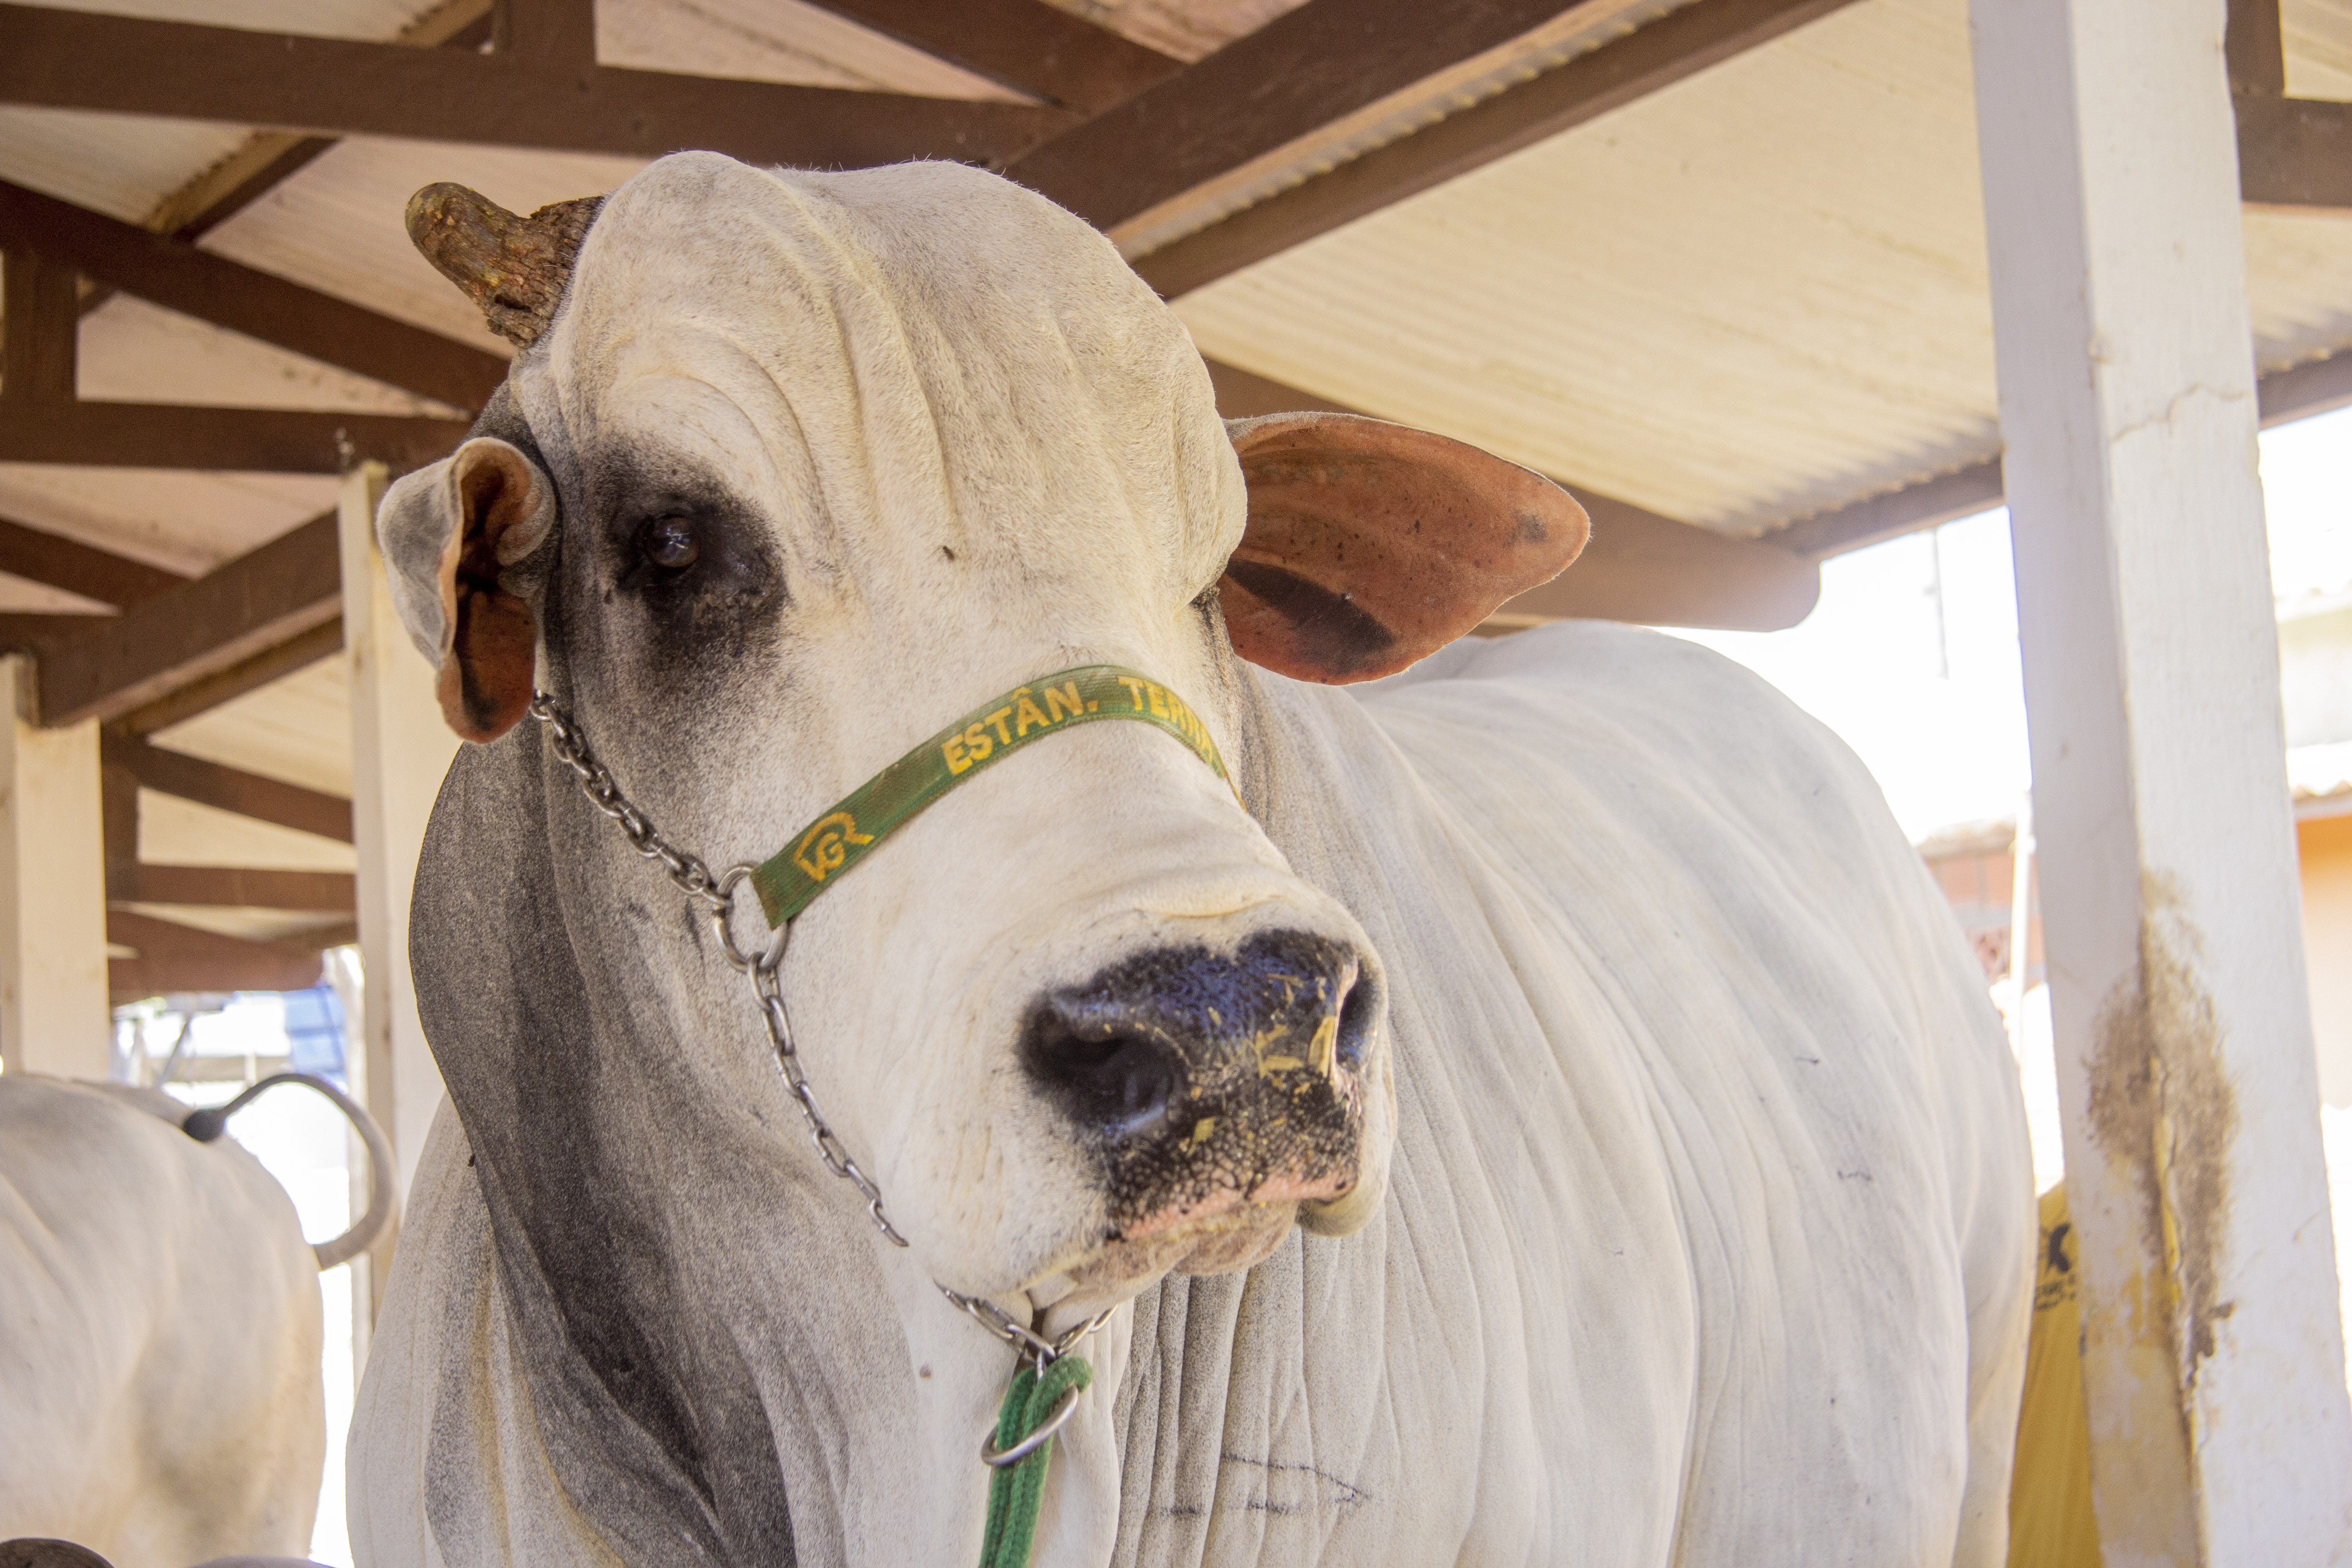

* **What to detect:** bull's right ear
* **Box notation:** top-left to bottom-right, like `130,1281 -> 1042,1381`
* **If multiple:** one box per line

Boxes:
377,437 -> 556,743
1218,413 -> 1587,684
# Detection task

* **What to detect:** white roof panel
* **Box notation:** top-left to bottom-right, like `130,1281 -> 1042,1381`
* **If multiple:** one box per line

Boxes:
1177,0 -> 2352,534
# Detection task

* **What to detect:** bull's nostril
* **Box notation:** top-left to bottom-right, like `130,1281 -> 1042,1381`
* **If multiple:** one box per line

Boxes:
1025,1023 -> 1181,1138
1334,972 -> 1377,1071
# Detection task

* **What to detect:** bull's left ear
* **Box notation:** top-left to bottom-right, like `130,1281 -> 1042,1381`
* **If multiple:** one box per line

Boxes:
376,437 -> 557,743
1219,412 -> 1588,684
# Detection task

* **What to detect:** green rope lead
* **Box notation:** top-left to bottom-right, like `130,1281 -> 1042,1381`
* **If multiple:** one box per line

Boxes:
977,1354 -> 1094,1568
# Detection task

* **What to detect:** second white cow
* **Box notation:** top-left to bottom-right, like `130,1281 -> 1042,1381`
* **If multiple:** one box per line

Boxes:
2,1075 -> 392,1568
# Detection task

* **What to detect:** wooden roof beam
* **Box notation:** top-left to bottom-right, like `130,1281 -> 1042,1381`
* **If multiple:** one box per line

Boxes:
0,2 -> 1068,166
2235,95 -> 2352,212
1010,0 -> 1678,233
2224,0 -> 2352,212
1095,0 -> 1862,298
492,0 -> 595,72
2,245 -> 77,404
103,733 -> 353,844
803,0 -> 1180,114
2,180 -> 507,411
37,512 -> 342,728
80,0 -> 498,313
106,908 -> 325,999
0,514 -> 187,607
0,402 -> 469,473
117,864 -> 356,913
2227,0 -> 2285,96
110,620 -> 344,738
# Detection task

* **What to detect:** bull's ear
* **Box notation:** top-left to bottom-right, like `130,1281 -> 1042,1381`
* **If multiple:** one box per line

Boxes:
376,437 -> 556,743
1219,412 -> 1588,684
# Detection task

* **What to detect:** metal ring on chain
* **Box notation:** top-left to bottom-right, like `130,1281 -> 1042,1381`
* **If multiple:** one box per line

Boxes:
711,864 -> 790,974
980,1384 -> 1083,1468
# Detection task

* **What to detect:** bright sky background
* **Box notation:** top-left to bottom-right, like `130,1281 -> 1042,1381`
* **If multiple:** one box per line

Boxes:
1666,404 -> 2352,842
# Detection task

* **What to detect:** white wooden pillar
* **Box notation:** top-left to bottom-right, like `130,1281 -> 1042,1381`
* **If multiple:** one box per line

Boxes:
0,656 -> 109,1079
339,461 -> 458,1254
1971,1 -> 2352,1562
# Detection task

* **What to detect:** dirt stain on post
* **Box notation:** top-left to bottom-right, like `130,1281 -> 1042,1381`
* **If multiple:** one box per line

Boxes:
2079,871 -> 2240,1554
2087,871 -> 2240,1378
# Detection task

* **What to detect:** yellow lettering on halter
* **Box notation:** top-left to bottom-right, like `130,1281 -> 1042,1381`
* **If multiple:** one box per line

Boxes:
1145,683 -> 1169,720
1014,696 -> 1049,737
1116,676 -> 1147,711
793,812 -> 873,881
942,732 -> 970,774
1167,694 -> 1199,747
964,722 -> 993,763
985,707 -> 1014,746
1046,682 -> 1083,722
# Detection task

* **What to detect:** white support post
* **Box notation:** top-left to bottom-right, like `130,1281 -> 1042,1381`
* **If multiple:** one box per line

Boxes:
0,656 -> 109,1080
1971,2 -> 2352,1563
339,461 -> 459,1312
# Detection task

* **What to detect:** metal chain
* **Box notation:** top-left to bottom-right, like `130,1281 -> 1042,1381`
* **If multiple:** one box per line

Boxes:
526,691 -> 1119,1381
527,691 -> 905,1248
531,694 -> 726,906
943,1290 -> 1117,1371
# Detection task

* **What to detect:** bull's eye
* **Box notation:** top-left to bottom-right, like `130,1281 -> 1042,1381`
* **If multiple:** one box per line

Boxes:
639,516 -> 700,571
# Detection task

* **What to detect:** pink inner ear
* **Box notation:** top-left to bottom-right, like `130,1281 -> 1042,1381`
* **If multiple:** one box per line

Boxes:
1219,414 -> 1588,684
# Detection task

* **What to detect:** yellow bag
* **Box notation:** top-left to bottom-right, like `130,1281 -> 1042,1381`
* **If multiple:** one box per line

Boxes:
2008,1184 -> 2103,1568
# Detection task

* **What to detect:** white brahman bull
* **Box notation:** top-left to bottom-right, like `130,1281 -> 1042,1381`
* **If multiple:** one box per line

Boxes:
1,1074 -> 392,1568
352,152 -> 2032,1567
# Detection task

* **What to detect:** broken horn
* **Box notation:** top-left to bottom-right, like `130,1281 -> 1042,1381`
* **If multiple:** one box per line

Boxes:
404,182 -> 605,351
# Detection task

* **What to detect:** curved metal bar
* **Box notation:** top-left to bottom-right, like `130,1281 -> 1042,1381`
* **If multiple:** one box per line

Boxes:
980,1384 -> 1082,1469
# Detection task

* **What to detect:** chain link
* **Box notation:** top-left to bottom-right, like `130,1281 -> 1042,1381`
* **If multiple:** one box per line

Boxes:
525,689 -> 1117,1376
943,1289 -> 1117,1371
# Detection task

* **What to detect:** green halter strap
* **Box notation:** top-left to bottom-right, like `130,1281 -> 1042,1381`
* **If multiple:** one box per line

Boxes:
741,663 -> 1228,1568
749,663 -> 1232,927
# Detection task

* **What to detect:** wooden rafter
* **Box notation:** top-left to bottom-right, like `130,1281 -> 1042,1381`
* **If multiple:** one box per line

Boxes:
0,3 -> 1069,166
0,402 -> 470,473
3,180 -> 507,411
491,0 -> 596,70
1,245 -> 76,404
1009,0 -> 1669,232
74,0 -> 498,323
805,0 -> 1179,113
1205,359 -> 1820,632
109,620 -> 345,739
104,734 -> 354,845
118,864 -> 356,913
2225,0 -> 2352,213
1127,0 -> 1861,297
38,512 -> 342,727
0,514 -> 188,607
2227,0 -> 2286,95
2235,96 -> 2352,212
0,612 -> 108,649
106,908 -> 325,999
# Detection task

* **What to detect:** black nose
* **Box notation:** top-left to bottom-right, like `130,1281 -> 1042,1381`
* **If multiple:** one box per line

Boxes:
1021,930 -> 1371,1140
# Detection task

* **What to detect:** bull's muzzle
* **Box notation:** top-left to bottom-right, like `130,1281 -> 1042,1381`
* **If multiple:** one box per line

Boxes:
1021,931 -> 1373,1243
